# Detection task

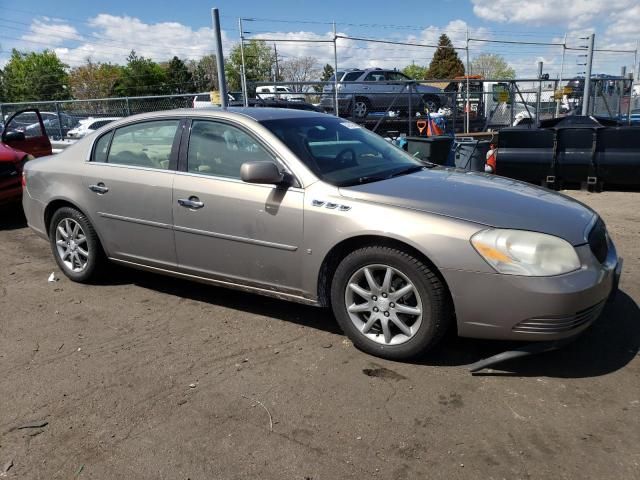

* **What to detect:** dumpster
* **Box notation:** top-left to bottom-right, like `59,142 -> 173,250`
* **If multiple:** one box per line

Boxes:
454,137 -> 490,172
404,136 -> 453,165
496,128 -> 555,184
595,127 -> 640,186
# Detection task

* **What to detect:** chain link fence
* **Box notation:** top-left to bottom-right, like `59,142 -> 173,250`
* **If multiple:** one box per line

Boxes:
1,77 -> 635,142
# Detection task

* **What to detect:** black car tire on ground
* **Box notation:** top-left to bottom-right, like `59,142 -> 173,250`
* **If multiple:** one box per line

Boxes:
331,246 -> 451,360
49,206 -> 104,283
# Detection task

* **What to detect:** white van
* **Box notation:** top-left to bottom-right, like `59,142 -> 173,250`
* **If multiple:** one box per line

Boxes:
255,86 -> 305,102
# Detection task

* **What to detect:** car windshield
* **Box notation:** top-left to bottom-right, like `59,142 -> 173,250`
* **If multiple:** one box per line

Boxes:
260,116 -> 425,187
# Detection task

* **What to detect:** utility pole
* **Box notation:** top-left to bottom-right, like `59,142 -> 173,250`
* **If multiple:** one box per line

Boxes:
555,33 -> 567,116
465,29 -> 470,133
238,17 -> 249,107
332,21 -> 339,117
581,33 -> 595,116
536,61 -> 543,124
273,43 -> 279,82
619,66 -> 626,116
211,8 -> 228,108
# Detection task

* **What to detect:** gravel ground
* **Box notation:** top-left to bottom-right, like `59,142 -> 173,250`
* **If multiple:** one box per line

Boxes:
0,191 -> 638,479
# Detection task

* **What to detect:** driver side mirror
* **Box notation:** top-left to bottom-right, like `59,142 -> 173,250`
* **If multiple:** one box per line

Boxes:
3,130 -> 26,142
240,161 -> 290,185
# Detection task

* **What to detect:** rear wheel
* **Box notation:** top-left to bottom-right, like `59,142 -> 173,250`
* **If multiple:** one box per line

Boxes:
49,207 -> 104,283
331,246 -> 450,360
350,97 -> 370,119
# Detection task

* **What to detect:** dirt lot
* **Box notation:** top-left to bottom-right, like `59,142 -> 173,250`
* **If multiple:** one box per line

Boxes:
1,191 -> 639,479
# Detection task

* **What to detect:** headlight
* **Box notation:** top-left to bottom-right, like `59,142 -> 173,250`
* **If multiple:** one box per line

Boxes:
471,229 -> 580,276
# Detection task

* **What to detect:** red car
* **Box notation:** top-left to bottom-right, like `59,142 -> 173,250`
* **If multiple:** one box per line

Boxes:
1,110 -> 52,207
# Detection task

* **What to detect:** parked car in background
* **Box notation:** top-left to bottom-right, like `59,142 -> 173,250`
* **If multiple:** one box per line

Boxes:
320,68 -> 444,118
255,85 -> 305,102
24,113 -> 79,140
1,109 -> 52,207
67,117 -> 122,139
23,108 -> 620,361
193,92 -> 237,108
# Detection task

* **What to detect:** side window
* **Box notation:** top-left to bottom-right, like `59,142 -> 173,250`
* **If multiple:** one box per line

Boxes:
5,111 -> 44,139
107,120 -> 179,169
187,120 -> 272,179
386,72 -> 409,81
93,132 -> 112,163
364,72 -> 385,82
342,71 -> 364,81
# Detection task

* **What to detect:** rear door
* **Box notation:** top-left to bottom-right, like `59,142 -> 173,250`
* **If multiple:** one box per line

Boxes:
82,118 -> 182,268
1,109 -> 52,157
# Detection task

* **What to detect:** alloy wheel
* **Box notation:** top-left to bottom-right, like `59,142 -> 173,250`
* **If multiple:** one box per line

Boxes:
344,264 -> 423,345
55,218 -> 89,273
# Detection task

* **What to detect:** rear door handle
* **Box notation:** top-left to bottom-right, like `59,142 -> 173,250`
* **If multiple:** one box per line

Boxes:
89,183 -> 109,194
178,197 -> 204,209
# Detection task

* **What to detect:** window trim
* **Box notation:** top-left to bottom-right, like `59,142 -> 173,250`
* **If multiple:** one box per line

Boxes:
179,117 -> 301,188
89,117 -> 184,171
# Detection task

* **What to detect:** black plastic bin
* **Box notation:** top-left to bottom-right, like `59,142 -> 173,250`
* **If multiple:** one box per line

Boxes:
454,138 -> 490,172
595,127 -> 640,186
497,127 -> 555,184
404,136 -> 454,165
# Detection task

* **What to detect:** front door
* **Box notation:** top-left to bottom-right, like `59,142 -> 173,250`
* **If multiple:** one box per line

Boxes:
172,119 -> 304,292
82,119 -> 181,268
2,109 -> 52,157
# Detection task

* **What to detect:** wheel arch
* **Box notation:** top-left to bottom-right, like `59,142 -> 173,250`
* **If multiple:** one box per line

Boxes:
316,235 -> 453,311
43,199 -> 108,256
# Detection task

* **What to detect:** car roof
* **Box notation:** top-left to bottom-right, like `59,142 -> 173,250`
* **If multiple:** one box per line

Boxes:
119,107 -> 330,123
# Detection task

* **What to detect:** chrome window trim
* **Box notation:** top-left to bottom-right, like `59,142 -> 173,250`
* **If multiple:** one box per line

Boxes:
85,162 -> 176,175
174,169 -> 304,193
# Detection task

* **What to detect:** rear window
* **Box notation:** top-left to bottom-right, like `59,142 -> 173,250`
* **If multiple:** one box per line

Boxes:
343,71 -> 363,81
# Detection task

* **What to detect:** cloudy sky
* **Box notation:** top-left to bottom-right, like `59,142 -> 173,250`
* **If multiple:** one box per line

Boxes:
1,0 -> 638,78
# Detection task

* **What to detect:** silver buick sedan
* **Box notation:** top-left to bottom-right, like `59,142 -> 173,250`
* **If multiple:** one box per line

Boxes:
22,108 -> 621,360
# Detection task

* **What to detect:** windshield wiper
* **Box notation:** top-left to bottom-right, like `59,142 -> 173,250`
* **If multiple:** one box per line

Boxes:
350,165 -> 426,186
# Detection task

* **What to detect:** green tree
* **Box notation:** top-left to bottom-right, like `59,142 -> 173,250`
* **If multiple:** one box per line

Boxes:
402,63 -> 429,80
189,55 -> 218,92
114,50 -> 168,96
2,49 -> 70,102
471,53 -> 515,79
320,63 -> 334,82
225,40 -> 275,91
426,34 -> 465,79
69,60 -> 123,99
165,56 -> 194,94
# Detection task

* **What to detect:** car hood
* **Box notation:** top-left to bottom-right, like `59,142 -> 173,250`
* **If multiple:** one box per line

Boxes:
338,168 -> 595,245
0,142 -> 23,163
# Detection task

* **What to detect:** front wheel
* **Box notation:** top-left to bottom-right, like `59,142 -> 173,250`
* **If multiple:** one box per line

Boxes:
49,206 -> 104,283
330,246 -> 451,360
350,97 -> 370,119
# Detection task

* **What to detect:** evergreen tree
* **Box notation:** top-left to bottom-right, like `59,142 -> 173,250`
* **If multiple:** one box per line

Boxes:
320,63 -> 334,81
426,34 -> 465,79
165,56 -> 194,94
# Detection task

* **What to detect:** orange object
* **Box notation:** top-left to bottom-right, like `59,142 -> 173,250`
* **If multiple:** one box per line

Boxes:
416,119 -> 427,135
427,116 -> 444,136
485,143 -> 497,173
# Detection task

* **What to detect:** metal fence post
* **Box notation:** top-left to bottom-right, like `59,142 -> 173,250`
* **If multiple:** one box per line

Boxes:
125,97 -> 131,116
581,33 -> 595,116
0,104 -> 5,124
536,61 -> 543,125
408,83 -> 412,137
509,81 -> 515,126
54,102 -> 64,139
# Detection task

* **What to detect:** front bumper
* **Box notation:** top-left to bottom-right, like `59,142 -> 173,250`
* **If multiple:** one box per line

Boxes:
442,242 -> 620,341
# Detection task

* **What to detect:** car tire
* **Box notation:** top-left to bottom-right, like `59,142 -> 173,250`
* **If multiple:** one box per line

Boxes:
422,95 -> 441,112
350,97 -> 370,119
330,246 -> 451,360
49,206 -> 104,283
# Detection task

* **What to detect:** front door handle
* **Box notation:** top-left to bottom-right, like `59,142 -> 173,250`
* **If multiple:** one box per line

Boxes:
89,183 -> 109,194
178,197 -> 204,209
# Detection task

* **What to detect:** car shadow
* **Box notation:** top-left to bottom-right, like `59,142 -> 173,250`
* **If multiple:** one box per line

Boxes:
97,265 -> 639,378
421,290 -> 640,378
99,264 -> 342,335
0,207 -> 27,230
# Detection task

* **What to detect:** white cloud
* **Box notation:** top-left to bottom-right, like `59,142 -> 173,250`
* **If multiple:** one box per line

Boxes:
472,0 -> 635,29
43,14 -> 231,66
21,17 -> 81,47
